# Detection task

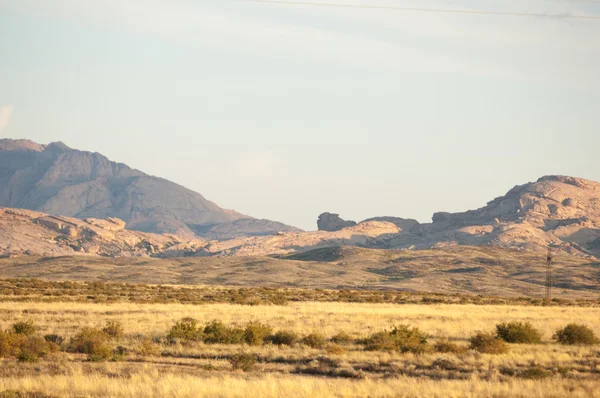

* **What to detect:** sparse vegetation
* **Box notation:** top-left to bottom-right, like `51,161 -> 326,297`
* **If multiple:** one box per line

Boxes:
0,288 -> 598,397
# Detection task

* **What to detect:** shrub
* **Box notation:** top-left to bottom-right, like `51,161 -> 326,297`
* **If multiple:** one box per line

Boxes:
267,330 -> 299,346
0,332 -> 55,361
203,320 -> 244,344
229,352 -> 258,371
330,332 -> 354,345
553,324 -> 598,345
12,321 -> 35,336
469,332 -> 509,354
136,338 -> 161,356
167,318 -> 203,341
102,321 -> 124,340
44,334 -> 65,346
434,338 -> 464,353
518,366 -> 552,380
68,327 -> 112,361
243,322 -> 272,346
301,332 -> 326,349
362,325 -> 429,354
496,322 -> 542,344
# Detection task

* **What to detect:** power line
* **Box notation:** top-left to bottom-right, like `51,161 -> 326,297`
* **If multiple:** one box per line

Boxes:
242,0 -> 600,20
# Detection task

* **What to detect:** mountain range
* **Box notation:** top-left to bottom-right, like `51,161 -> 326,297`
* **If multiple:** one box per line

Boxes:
1,139 -> 599,261
0,139 -> 299,240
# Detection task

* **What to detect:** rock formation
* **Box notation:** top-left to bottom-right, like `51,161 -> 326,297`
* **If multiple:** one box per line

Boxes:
317,212 -> 357,231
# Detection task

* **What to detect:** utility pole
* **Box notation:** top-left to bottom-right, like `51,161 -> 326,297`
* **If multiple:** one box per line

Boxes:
545,247 -> 552,301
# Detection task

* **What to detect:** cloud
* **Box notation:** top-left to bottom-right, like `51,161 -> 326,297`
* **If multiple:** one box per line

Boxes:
0,105 -> 14,132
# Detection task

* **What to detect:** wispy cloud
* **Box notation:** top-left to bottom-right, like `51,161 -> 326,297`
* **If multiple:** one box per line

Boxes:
0,105 -> 14,132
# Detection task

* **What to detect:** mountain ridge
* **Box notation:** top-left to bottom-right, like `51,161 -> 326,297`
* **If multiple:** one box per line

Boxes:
0,139 -> 300,239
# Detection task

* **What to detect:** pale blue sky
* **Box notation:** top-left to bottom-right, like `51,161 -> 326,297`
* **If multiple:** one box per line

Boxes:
0,0 -> 599,230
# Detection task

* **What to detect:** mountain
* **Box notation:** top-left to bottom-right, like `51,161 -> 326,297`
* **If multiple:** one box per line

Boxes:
314,175 -> 600,258
0,139 -> 300,239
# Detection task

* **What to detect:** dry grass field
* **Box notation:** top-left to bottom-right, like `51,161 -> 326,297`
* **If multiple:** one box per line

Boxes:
0,296 -> 599,397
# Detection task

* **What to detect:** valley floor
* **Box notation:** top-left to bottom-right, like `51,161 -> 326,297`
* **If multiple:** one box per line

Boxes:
0,300 -> 599,397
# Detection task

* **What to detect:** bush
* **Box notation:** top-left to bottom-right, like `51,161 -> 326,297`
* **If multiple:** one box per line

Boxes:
12,321 -> 35,336
330,332 -> 354,345
267,330 -> 299,346
496,322 -> 542,344
243,322 -> 272,346
167,318 -> 203,341
68,327 -> 112,361
469,332 -> 509,354
44,334 -> 65,346
362,325 -> 429,354
102,321 -> 124,340
136,338 -> 160,356
301,332 -> 326,349
434,338 -> 464,353
203,320 -> 244,344
553,324 -> 598,345
518,366 -> 552,380
0,332 -> 56,361
229,352 -> 258,371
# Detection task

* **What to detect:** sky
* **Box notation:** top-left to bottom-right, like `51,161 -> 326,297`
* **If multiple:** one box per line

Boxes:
0,0 -> 599,230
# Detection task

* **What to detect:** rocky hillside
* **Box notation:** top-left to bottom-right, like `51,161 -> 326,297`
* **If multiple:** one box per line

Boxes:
0,207 -> 207,258
0,139 -> 299,239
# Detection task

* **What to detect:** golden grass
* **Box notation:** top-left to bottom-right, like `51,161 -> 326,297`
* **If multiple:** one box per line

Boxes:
2,301 -> 599,340
1,301 -> 599,397
0,372 -> 599,398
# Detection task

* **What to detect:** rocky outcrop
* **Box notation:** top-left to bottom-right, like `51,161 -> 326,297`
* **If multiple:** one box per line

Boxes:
0,139 -> 300,239
317,212 -> 357,231
0,207 -> 207,258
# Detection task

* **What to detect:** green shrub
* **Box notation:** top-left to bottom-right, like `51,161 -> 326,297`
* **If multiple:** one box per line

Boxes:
267,330 -> 299,346
203,320 -> 244,344
243,322 -> 272,346
469,332 -> 509,354
496,322 -> 542,344
301,332 -> 326,349
362,325 -> 429,354
553,324 -> 598,345
102,321 -> 124,340
229,352 -> 258,371
330,332 -> 354,345
167,318 -> 203,341
12,321 -> 35,336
